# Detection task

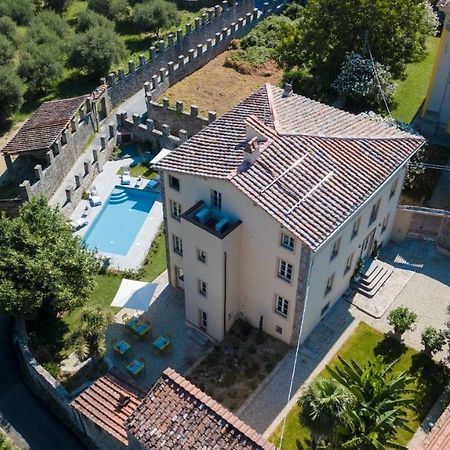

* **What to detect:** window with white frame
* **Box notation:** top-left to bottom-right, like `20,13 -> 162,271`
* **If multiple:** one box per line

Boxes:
171,200 -> 182,220
197,248 -> 207,263
200,310 -> 207,331
281,232 -> 295,251
351,218 -> 360,240
169,175 -> 180,191
389,178 -> 398,199
211,189 -> 222,210
275,295 -> 289,317
278,259 -> 293,282
369,199 -> 381,225
344,253 -> 354,274
325,273 -> 334,295
198,279 -> 207,297
330,238 -> 341,260
381,213 -> 391,233
173,235 -> 183,255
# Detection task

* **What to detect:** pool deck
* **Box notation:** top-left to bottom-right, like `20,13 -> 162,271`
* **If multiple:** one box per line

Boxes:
72,158 -> 163,271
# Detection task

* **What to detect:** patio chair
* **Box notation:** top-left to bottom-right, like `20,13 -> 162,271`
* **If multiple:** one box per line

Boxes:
71,217 -> 88,231
121,168 -> 131,185
144,174 -> 160,191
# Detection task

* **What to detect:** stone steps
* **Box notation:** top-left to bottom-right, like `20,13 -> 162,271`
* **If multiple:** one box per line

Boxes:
351,262 -> 393,298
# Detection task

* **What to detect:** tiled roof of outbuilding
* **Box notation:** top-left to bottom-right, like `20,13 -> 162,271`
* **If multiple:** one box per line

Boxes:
2,95 -> 89,155
71,370 -> 146,445
418,403 -> 450,450
156,84 -> 425,250
126,368 -> 277,450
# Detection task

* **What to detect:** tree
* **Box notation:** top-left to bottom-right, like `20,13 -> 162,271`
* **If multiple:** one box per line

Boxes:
387,306 -> 418,338
28,10 -> 72,50
87,0 -> 129,22
18,44 -> 64,95
0,0 -> 35,25
279,0 -> 439,99
133,0 -> 179,37
0,197 -> 99,317
45,0 -> 73,15
68,25 -> 127,78
0,66 -> 24,124
69,307 -> 113,360
299,378 -> 355,449
0,35 -> 15,66
332,52 -> 396,112
75,9 -> 115,33
0,16 -> 19,46
421,326 -> 446,356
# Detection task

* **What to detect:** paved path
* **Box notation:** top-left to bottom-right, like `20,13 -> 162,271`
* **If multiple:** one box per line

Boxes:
237,240 -> 450,438
428,153 -> 450,210
0,316 -> 85,450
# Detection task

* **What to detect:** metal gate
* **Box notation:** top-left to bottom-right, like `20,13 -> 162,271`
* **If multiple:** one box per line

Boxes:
406,213 -> 443,242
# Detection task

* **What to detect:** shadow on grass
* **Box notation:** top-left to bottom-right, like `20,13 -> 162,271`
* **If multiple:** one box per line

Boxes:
409,352 -> 450,419
56,71 -> 98,99
373,335 -> 408,363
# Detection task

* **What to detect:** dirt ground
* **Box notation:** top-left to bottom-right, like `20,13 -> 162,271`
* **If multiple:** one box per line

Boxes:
158,51 -> 283,117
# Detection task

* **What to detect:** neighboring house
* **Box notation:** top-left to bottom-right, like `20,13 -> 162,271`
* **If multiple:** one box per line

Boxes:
417,401 -> 450,449
72,368 -> 274,450
155,83 -> 425,345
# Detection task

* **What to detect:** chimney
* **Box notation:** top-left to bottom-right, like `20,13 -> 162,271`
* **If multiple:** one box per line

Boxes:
282,83 -> 293,98
117,394 -> 131,409
243,137 -> 260,166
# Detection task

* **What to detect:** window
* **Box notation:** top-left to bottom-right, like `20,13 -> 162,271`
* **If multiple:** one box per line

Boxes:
351,218 -> 360,240
197,248 -> 207,263
390,178 -> 398,199
275,295 -> 289,317
200,310 -> 207,331
278,259 -> 293,282
381,213 -> 391,233
70,120 -> 76,134
211,189 -> 222,210
344,253 -> 354,275
173,235 -> 183,256
198,279 -> 207,297
325,273 -> 334,295
330,238 -> 341,260
169,175 -> 180,191
321,302 -> 330,317
281,232 -> 294,251
275,325 -> 283,335
171,200 -> 182,220
369,200 -> 381,225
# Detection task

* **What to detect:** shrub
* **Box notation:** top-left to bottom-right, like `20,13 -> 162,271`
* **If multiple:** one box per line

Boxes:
88,0 -> 129,22
0,35 -> 15,66
76,9 -> 115,33
0,0 -> 35,25
387,306 -> 417,337
244,361 -> 260,378
421,326 -> 446,356
45,0 -> 73,14
0,66 -> 24,124
30,10 -> 71,42
0,16 -> 18,46
256,315 -> 265,344
133,0 -> 180,37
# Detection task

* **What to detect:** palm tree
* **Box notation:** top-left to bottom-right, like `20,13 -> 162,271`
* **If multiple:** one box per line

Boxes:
299,378 -> 355,449
327,356 -> 416,449
70,307 -> 113,361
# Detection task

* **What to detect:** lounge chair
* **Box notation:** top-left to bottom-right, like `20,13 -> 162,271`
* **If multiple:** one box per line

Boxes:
89,187 -> 102,206
121,168 -> 131,185
71,217 -> 88,231
145,174 -> 160,190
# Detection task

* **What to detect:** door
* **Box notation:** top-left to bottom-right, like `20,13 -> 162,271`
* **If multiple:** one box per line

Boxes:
175,266 -> 184,290
361,229 -> 376,258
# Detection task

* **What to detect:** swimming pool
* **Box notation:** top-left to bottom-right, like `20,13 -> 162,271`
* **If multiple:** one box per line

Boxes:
84,186 -> 158,256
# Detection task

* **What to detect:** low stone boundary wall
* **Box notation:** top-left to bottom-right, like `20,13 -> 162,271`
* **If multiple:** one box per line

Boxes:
12,319 -> 96,449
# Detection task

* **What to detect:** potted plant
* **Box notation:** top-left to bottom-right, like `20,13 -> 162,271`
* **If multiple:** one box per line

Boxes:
387,306 -> 417,339
421,326 -> 446,356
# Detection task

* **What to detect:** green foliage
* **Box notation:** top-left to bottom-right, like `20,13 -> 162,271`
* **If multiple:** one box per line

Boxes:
0,197 -> 99,317
0,16 -> 18,46
133,0 -> 180,36
0,35 -> 15,66
69,307 -> 113,360
387,306 -> 418,337
87,0 -> 129,22
45,0 -> 73,14
75,9 -> 115,32
68,25 -> 127,78
279,0 -> 438,99
225,46 -> 272,71
18,43 -> 64,95
30,10 -> 71,42
0,66 -> 24,124
0,0 -> 35,25
421,326 -> 446,355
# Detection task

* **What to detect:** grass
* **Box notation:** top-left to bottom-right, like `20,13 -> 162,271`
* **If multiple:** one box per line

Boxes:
269,322 -> 450,450
117,163 -> 157,179
392,36 -> 440,123
140,229 -> 167,282
0,429 -> 16,450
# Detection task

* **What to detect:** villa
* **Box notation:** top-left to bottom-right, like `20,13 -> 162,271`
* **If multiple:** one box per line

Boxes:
155,83 -> 425,345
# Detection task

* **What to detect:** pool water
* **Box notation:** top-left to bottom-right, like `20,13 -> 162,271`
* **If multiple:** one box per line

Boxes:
84,186 -> 158,256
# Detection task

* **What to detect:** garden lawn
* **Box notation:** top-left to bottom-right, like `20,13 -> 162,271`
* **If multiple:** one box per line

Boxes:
269,322 -> 450,450
392,36 -> 439,123
140,231 -> 167,282
117,163 -> 158,179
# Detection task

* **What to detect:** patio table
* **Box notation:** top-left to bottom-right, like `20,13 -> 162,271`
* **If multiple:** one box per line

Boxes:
113,340 -> 131,355
153,335 -> 171,352
125,316 -> 140,329
133,321 -> 151,338
127,359 -> 145,377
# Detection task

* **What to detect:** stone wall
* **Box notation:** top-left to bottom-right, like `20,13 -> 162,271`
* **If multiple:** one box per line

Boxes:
106,0 -> 283,105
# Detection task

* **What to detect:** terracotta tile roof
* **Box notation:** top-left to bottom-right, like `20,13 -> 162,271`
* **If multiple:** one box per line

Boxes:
126,368 -> 277,450
2,95 -> 89,155
155,84 -> 425,251
418,403 -> 450,449
71,370 -> 146,445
